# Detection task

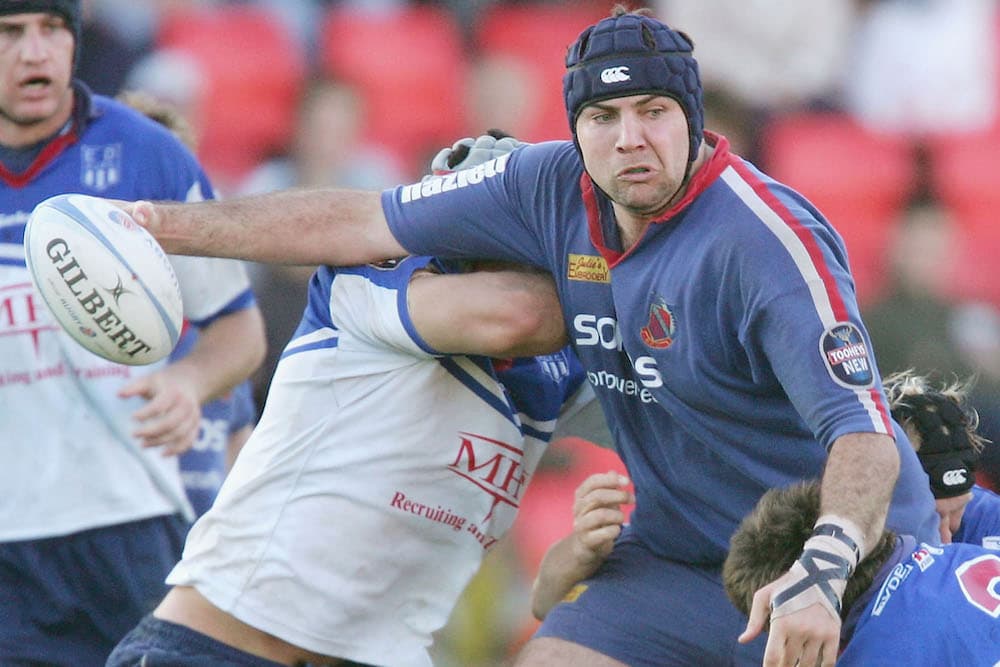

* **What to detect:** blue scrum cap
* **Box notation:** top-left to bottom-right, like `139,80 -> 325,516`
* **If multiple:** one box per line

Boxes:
563,11 -> 703,162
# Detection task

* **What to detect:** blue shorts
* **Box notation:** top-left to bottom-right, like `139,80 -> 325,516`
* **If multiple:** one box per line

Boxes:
0,514 -> 188,667
534,527 -> 767,667
107,615 -> 287,667
109,615 -> 377,667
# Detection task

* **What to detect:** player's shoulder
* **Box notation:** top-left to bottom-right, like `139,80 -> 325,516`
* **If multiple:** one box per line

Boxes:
88,94 -> 193,156
514,140 -> 580,173
966,483 -> 1000,519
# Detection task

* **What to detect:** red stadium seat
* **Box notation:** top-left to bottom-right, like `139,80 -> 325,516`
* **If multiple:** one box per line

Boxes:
760,113 -> 918,305
319,6 -> 469,174
156,6 -> 307,187
472,2 -> 609,142
926,125 -> 1000,307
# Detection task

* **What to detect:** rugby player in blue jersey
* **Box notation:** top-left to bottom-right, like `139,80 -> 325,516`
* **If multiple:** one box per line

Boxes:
119,5 -> 941,666
536,370 -> 1000,663
723,480 -> 1000,665
884,371 -> 1000,550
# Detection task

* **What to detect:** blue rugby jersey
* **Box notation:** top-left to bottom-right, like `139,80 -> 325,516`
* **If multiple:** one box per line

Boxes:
839,537 -> 1000,665
955,485 -> 1000,550
382,133 -> 939,563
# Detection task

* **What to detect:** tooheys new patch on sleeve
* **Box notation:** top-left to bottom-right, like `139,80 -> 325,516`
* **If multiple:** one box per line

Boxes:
820,322 -> 874,388
23,193 -> 183,365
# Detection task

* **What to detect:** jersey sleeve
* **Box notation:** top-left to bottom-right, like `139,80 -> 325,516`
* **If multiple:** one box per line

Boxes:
381,143 -> 560,269
954,486 -> 1000,550
728,163 -> 894,448
286,258 -> 442,362
169,254 -> 255,325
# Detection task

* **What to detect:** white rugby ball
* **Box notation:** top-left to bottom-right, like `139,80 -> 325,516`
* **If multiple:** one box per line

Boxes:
24,193 -> 183,365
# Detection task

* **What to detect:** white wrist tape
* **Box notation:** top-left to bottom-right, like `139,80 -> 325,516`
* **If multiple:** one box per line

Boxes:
814,514 -> 866,569
770,516 -> 865,621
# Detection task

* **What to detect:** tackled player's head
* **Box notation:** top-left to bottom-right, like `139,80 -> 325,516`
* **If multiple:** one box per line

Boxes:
563,5 -> 703,169
723,481 -> 896,621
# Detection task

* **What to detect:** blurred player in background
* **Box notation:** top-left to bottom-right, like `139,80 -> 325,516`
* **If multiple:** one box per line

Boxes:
168,324 -> 258,517
118,90 -> 259,516
118,6 -> 941,665
883,371 -> 1000,549
0,2 -> 265,664
723,480 -> 1000,665
107,134 -> 600,667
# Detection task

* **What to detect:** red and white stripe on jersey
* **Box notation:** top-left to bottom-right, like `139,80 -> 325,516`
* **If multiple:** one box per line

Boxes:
722,160 -> 893,436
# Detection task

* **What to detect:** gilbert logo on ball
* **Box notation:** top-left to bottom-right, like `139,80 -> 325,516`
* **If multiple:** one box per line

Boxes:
23,194 -> 183,365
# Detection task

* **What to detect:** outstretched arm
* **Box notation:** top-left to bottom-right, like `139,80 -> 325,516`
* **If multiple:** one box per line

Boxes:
127,189 -> 406,266
531,472 -> 633,620
740,432 -> 898,667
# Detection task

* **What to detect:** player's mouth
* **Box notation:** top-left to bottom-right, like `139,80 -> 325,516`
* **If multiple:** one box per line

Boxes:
20,75 -> 53,91
618,166 -> 653,181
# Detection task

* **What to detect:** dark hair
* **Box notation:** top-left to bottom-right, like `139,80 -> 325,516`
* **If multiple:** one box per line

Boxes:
723,481 -> 896,620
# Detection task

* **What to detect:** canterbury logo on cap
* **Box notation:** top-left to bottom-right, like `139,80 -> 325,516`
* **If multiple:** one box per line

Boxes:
942,469 -> 968,486
600,66 -> 631,84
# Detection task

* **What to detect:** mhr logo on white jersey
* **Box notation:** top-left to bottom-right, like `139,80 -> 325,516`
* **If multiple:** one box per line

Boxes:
400,154 -> 511,203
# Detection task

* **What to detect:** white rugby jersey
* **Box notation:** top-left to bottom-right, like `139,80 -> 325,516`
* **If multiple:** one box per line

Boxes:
167,257 -> 584,665
0,88 -> 254,540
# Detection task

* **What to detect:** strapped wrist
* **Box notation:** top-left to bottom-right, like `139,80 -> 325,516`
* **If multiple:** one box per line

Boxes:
812,515 -> 865,573
769,515 -> 865,621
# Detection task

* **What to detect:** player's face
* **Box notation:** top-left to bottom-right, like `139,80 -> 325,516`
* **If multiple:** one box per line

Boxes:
935,492 -> 972,544
575,94 -> 690,226
0,13 -> 74,147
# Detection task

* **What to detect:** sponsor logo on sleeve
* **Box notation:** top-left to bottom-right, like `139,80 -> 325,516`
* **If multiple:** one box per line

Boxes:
567,254 -> 610,283
820,322 -> 874,388
911,546 -> 936,572
562,583 -> 589,603
400,153 -> 510,203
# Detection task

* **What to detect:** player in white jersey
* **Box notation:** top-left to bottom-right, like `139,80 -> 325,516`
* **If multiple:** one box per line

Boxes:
0,3 -> 265,664
107,134 -> 593,666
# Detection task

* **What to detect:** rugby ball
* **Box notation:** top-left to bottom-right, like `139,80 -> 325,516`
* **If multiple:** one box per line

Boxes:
24,193 -> 183,365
